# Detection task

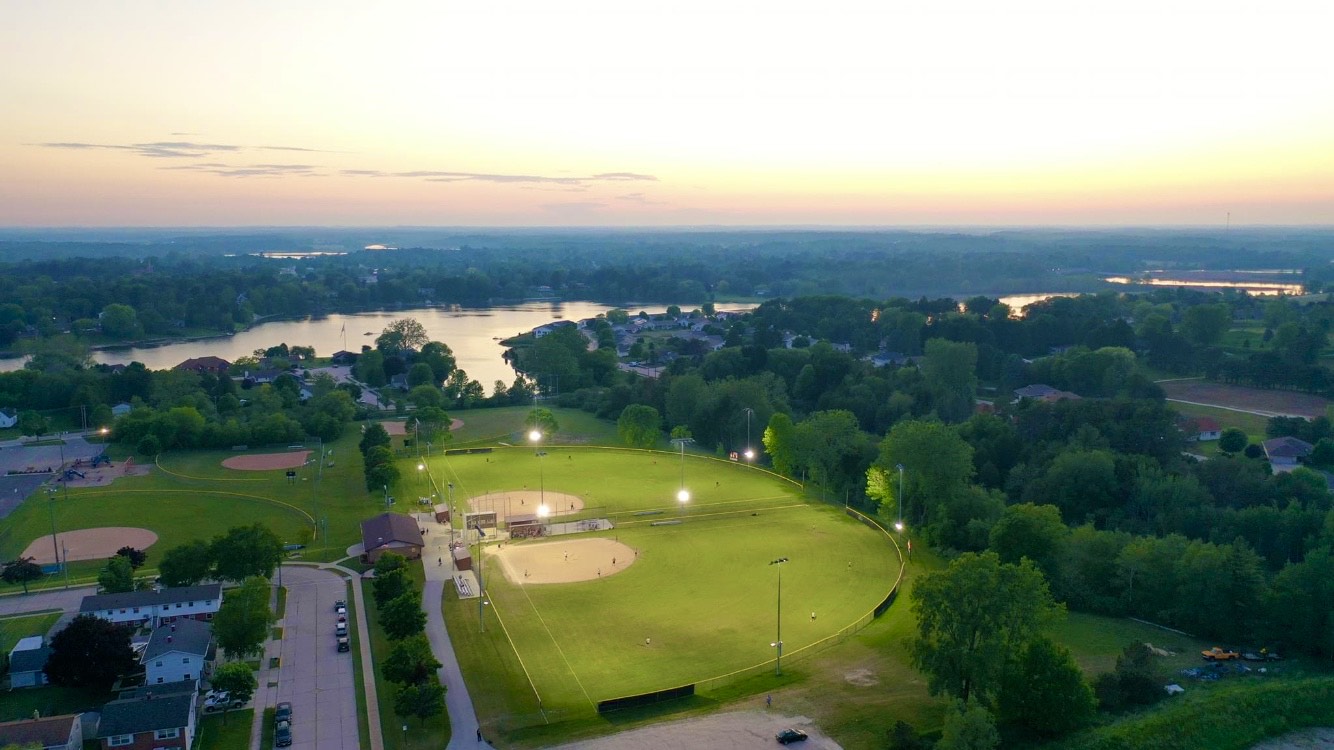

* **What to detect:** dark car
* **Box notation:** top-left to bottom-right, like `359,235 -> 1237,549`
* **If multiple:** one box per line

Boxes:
334,600 -> 346,614
275,720 -> 292,747
275,702 -> 292,723
337,635 -> 350,652
776,728 -> 808,745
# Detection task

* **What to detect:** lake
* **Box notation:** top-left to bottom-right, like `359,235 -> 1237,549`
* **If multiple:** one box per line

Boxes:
0,302 -> 692,387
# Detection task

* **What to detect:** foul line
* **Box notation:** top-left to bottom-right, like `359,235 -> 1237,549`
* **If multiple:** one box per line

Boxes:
155,453 -> 271,482
508,565 -> 597,710
74,488 -> 316,528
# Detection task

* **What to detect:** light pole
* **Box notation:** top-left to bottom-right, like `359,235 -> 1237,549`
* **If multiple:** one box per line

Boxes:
743,407 -> 755,462
529,430 -> 549,518
402,723 -> 408,749
672,437 -> 693,507
770,557 -> 788,676
447,482 -> 455,547
895,463 -> 905,534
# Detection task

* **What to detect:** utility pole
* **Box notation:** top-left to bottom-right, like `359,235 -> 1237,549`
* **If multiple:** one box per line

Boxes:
770,557 -> 788,676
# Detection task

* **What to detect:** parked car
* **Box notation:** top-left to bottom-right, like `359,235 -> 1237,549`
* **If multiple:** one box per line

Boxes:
337,635 -> 350,652
1202,647 -> 1241,661
275,720 -> 292,747
336,621 -> 348,636
776,728 -> 808,744
275,702 -> 292,723
202,690 -> 244,712
334,600 -> 346,614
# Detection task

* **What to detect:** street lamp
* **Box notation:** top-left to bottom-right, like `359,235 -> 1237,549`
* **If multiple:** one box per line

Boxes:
402,723 -> 408,748
770,557 -> 788,676
672,437 -> 693,507
743,407 -> 755,462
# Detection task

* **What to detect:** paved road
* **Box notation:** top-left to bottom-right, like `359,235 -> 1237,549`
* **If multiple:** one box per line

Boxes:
0,585 -> 95,616
260,566 -> 361,750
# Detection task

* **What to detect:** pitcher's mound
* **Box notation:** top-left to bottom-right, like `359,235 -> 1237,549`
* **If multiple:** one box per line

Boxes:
489,538 -> 636,584
222,451 -> 310,471
22,527 -> 158,565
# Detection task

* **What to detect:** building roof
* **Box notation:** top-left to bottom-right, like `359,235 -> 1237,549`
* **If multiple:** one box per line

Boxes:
143,618 -> 212,661
0,407 -> 16,418
174,355 -> 231,372
118,679 -> 198,700
361,513 -> 423,551
1191,416 -> 1222,433
1263,436 -> 1314,459
80,583 -> 222,614
0,714 -> 78,747
98,693 -> 194,737
1014,384 -> 1059,398
9,645 -> 51,674
11,635 -> 44,653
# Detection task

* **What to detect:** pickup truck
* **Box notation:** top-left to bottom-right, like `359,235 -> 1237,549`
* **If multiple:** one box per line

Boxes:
1201,647 -> 1240,661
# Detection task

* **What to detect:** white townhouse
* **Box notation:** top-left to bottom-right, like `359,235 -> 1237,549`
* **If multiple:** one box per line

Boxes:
80,584 -> 222,628
142,618 -> 214,685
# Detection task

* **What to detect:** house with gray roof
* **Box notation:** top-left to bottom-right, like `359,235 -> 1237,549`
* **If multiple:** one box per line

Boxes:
1263,436 -> 1314,468
80,584 -> 221,628
0,714 -> 82,750
7,635 -> 52,688
98,687 -> 197,750
142,619 -> 214,686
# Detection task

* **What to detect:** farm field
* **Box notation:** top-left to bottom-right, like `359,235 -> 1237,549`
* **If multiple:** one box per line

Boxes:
1158,379 -> 1329,418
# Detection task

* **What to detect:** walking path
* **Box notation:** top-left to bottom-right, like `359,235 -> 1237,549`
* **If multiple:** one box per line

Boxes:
418,514 -> 496,749
0,584 -> 94,616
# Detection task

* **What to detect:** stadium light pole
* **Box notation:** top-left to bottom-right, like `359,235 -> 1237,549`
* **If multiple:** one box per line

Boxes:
447,482 -> 455,547
770,557 -> 788,676
528,430 -> 549,519
743,407 -> 755,462
895,464 -> 905,534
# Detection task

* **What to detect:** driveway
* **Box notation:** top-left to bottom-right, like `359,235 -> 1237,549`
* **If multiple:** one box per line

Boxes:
266,566 -> 361,750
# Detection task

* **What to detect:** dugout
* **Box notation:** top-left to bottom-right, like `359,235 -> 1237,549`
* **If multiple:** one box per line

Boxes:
508,513 -> 544,539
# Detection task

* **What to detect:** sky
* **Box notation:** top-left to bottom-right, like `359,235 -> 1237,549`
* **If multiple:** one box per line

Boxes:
2,0 -> 1332,227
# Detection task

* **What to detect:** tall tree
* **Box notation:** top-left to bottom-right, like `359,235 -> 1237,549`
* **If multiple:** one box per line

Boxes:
213,576 -> 274,659
377,318 -> 429,353
382,634 -> 442,685
935,700 -> 1000,750
211,524 -> 284,582
988,503 -> 1068,582
210,660 -> 258,724
922,338 -> 979,423
98,555 -> 135,593
2,557 -> 43,594
393,681 -> 445,726
380,590 -> 427,640
998,637 -> 1096,738
115,546 -> 147,569
910,552 -> 1059,704
763,412 -> 797,475
157,540 -> 214,587
524,407 -> 560,438
874,420 -> 974,527
617,404 -> 662,450
44,614 -> 136,690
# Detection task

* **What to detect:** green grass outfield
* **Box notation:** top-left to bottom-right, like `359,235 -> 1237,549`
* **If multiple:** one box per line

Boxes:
431,446 -> 902,725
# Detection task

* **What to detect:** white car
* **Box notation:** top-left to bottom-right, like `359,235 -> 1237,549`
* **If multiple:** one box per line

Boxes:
202,690 -> 245,712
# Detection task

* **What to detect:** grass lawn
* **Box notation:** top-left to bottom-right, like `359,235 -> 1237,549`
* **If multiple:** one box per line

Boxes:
1051,613 -> 1212,677
1168,401 -> 1269,441
0,683 -> 112,723
0,611 -> 61,650
196,708 -> 255,750
362,566 -> 449,750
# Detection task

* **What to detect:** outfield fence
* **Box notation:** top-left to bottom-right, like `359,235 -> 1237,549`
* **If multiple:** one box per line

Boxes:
599,506 -> 907,713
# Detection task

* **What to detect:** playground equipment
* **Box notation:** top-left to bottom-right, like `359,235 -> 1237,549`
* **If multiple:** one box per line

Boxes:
90,454 -> 111,468
60,468 -> 85,481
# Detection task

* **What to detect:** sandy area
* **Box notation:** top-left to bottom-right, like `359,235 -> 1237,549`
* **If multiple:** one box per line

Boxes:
381,419 -> 465,436
222,451 -> 311,471
468,490 -> 584,520
488,537 -> 636,584
547,709 -> 841,750
62,458 -> 151,487
22,526 -> 159,564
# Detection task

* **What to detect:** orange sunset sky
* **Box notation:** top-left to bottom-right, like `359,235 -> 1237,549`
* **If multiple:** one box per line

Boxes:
2,0 -> 1332,226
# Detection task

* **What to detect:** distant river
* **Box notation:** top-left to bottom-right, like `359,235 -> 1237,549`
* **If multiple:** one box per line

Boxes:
0,302 -> 692,387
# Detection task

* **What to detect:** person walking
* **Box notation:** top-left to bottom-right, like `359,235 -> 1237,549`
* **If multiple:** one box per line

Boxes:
766,694 -> 772,708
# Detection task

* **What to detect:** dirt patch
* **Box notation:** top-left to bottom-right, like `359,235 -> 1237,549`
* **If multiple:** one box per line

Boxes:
1250,727 -> 1334,749
844,668 -> 879,687
547,709 -> 841,750
62,457 -> 151,488
381,419 -> 463,436
22,527 -> 158,564
467,490 -> 584,520
222,451 -> 311,471
1159,380 -> 1329,418
488,538 -> 636,584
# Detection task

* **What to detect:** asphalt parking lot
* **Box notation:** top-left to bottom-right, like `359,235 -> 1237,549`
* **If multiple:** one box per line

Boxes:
272,567 -> 360,750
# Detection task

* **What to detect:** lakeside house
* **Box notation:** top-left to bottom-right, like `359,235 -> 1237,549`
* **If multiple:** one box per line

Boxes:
173,356 -> 230,375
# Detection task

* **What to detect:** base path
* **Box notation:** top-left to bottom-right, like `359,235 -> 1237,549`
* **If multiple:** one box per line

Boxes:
467,490 -> 583,521
489,538 -> 636,584
22,527 -> 158,564
222,451 -> 311,471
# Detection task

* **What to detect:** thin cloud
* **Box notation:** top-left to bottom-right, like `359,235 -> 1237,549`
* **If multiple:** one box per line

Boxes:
159,162 -> 323,177
615,192 -> 667,205
542,201 -> 607,212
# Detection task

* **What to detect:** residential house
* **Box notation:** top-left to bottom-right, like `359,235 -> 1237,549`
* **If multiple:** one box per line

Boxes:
330,350 -> 358,365
98,682 -> 197,750
7,635 -> 52,688
1012,384 -> 1081,403
80,584 -> 222,628
360,512 -> 424,563
111,402 -> 133,417
1263,436 -> 1313,468
142,619 -> 213,686
0,407 -> 17,429
0,714 -> 83,750
1181,416 -> 1223,442
173,357 -> 230,375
